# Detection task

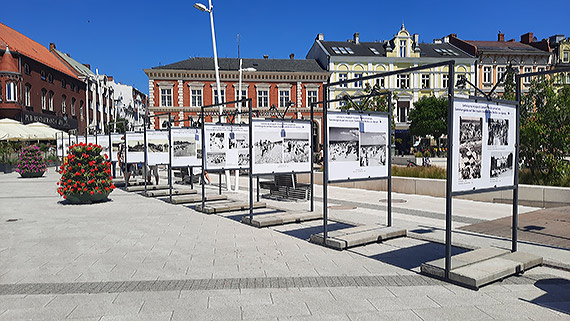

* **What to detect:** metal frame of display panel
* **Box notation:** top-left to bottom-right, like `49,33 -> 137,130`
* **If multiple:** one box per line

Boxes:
199,98 -> 253,211
312,90 -> 394,240
144,112 -> 172,199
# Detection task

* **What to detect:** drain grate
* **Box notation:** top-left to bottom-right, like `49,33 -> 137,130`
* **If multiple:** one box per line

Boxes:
6,219 -> 19,222
379,199 -> 407,204
328,205 -> 357,210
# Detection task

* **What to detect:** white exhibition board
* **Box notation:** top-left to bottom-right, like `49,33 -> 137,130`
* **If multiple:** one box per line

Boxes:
110,134 -> 122,162
172,127 -> 201,167
327,111 -> 390,182
146,130 -> 170,166
252,119 -> 312,175
125,132 -> 144,163
204,123 -> 249,170
452,98 -> 516,193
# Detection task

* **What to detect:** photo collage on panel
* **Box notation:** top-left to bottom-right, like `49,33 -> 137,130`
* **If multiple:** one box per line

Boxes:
458,117 -> 482,181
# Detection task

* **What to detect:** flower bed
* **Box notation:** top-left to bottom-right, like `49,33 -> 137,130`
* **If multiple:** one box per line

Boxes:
57,143 -> 115,204
15,145 -> 47,178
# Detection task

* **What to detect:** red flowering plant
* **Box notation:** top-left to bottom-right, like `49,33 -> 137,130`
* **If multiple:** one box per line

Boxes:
57,142 -> 115,203
15,145 -> 47,178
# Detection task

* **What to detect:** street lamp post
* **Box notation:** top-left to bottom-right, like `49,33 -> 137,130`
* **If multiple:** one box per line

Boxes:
234,60 -> 256,191
194,0 -> 223,118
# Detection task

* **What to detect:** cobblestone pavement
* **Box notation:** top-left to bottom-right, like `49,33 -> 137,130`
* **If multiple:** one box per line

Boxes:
1,169 -> 570,320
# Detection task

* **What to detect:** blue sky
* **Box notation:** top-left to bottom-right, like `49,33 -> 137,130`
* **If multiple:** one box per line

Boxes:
2,0 -> 568,95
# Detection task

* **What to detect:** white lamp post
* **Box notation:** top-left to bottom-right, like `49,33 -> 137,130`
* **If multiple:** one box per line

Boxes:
237,59 -> 256,123
194,0 -> 223,117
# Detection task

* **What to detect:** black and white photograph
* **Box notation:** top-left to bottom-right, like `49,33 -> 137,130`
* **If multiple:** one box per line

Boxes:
127,140 -> 145,152
283,132 -> 310,163
148,140 -> 169,153
329,127 -> 359,162
458,117 -> 482,180
238,153 -> 249,166
359,132 -> 386,167
229,133 -> 248,149
488,118 -> 509,146
173,138 -> 196,157
209,132 -> 225,150
207,152 -> 226,167
254,132 -> 283,164
490,152 -> 514,178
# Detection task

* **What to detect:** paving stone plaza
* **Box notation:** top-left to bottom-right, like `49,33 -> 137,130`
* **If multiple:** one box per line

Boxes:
1,169 -> 570,320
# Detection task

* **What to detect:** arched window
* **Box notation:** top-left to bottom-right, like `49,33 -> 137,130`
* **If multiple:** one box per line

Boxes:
62,95 -> 67,113
48,91 -> 54,111
6,82 -> 17,102
41,89 -> 47,110
25,84 -> 31,106
48,74 -> 53,83
79,100 -> 84,121
71,98 -> 76,116
24,63 -> 30,75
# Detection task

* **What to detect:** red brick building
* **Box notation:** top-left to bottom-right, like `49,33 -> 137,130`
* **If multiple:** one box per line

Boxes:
144,56 -> 329,145
0,22 -> 86,133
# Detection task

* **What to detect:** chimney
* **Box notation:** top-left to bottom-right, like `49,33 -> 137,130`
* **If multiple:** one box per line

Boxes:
353,32 -> 360,44
413,33 -> 419,44
316,33 -> 324,41
498,32 -> 505,42
49,43 -> 56,51
289,53 -> 295,60
521,32 -> 533,44
83,64 -> 91,70
108,76 -> 114,81
263,55 -> 268,60
449,33 -> 457,38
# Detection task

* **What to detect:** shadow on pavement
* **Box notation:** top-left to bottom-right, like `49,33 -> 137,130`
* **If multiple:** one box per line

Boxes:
280,222 -> 355,241
530,278 -> 570,316
365,242 -> 469,270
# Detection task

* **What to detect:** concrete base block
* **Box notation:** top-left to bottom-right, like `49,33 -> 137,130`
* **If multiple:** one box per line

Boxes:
168,194 -> 227,204
195,202 -> 266,214
142,189 -> 197,197
420,248 -> 542,289
242,211 -> 322,228
125,184 -> 171,192
310,226 -> 406,250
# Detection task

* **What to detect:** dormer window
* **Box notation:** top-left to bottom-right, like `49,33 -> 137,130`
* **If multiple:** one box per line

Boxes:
400,40 -> 406,57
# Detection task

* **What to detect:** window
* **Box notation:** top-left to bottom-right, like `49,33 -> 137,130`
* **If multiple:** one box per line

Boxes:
442,74 -> 449,89
235,89 -> 247,108
6,82 -> 17,102
70,83 -> 75,92
49,91 -> 54,111
191,89 -> 202,107
80,101 -> 84,121
523,67 -> 533,84
483,66 -> 492,84
41,89 -> 47,110
25,84 -> 31,106
497,67 -> 506,84
71,98 -> 76,116
397,74 -> 409,89
354,73 -> 363,88
61,95 -> 66,113
279,90 -> 290,108
421,74 -> 430,89
24,64 -> 30,75
339,73 -> 347,87
213,89 -> 225,105
307,90 -> 318,106
48,73 -> 53,83
400,40 -> 406,57
538,67 -> 545,73
257,90 -> 269,107
398,104 -> 409,123
375,78 -> 385,88
41,71 -> 46,81
160,88 -> 172,107
564,51 -> 569,62
61,79 -> 66,89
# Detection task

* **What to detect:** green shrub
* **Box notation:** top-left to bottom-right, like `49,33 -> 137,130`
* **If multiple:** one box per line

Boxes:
392,165 -> 446,179
414,151 -> 423,157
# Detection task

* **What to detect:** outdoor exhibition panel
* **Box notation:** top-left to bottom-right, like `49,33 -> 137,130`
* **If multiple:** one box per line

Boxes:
84,135 -> 110,156
110,134 -> 122,161
171,127 -> 201,167
451,98 -> 517,194
251,119 -> 312,175
146,130 -> 170,166
204,123 -> 249,170
326,111 -> 390,182
125,132 -> 144,163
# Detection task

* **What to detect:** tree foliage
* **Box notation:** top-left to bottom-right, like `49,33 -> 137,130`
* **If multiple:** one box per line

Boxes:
520,76 -> 570,186
502,68 -> 516,101
408,96 -> 448,139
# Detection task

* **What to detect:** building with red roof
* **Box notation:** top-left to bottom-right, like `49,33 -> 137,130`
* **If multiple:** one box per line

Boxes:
0,22 -> 86,134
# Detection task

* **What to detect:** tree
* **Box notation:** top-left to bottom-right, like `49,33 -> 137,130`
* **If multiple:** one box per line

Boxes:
520,76 -> 570,185
408,96 -> 448,139
502,68 -> 516,101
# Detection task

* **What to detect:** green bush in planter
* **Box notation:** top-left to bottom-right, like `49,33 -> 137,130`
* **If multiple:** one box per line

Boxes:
15,145 -> 47,177
57,142 -> 116,203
